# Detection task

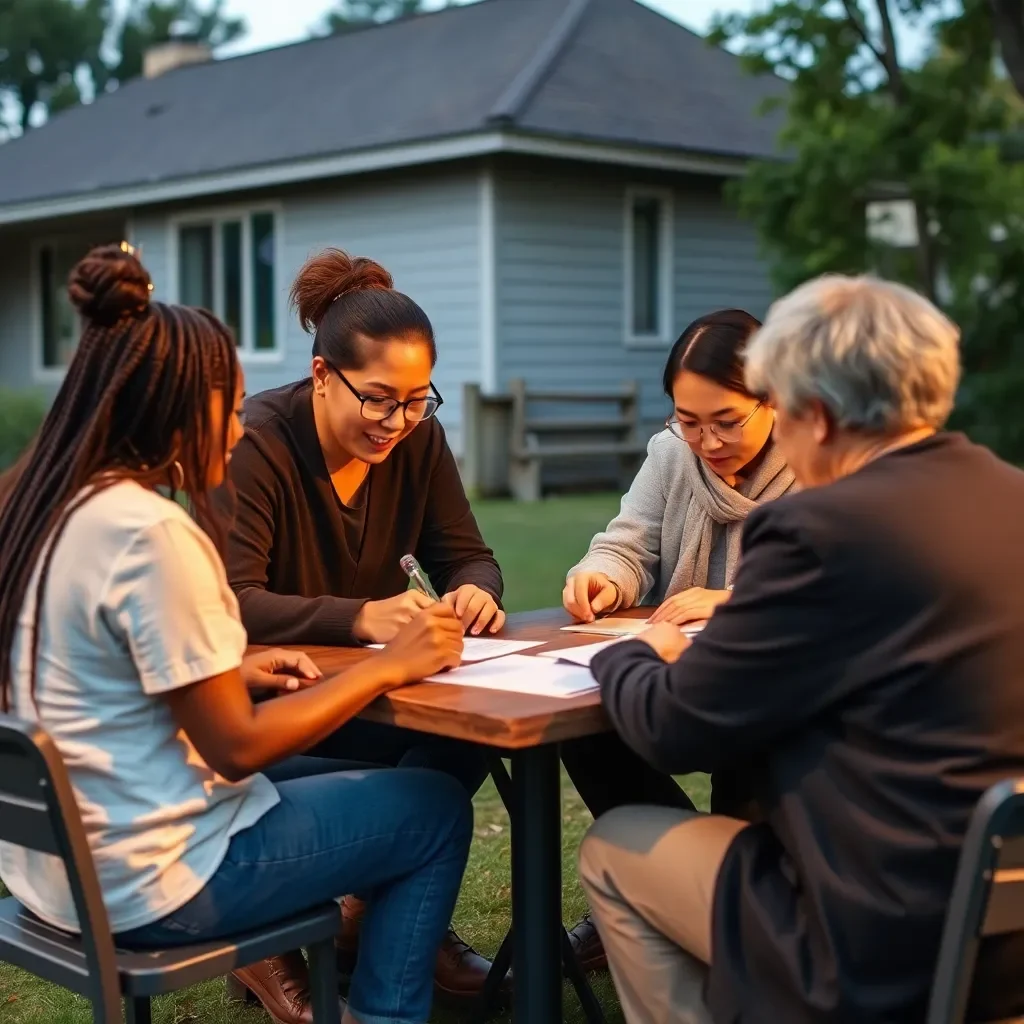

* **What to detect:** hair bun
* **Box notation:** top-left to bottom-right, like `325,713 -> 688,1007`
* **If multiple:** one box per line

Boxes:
290,248 -> 393,333
68,243 -> 153,326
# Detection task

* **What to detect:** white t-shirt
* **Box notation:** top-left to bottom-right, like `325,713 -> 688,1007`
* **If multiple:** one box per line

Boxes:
0,481 -> 279,934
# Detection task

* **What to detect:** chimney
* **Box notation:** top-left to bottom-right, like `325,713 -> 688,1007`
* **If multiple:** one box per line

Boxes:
143,25 -> 212,79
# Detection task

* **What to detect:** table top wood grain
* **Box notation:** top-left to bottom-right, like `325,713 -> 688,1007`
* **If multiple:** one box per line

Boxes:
248,607 -> 650,749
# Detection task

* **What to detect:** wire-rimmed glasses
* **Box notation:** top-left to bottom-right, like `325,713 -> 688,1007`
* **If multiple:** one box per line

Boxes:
666,401 -> 762,444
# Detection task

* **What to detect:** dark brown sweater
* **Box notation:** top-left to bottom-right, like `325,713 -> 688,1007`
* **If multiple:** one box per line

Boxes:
215,379 -> 502,646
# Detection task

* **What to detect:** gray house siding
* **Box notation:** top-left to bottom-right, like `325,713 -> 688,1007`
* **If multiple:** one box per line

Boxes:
0,167 -> 483,454
0,157 -> 776,479
493,158 -> 774,430
129,166 -> 482,453
278,169 -> 482,454
0,214 -> 129,395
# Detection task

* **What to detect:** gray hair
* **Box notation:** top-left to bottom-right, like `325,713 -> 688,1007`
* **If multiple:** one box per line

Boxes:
745,275 -> 961,433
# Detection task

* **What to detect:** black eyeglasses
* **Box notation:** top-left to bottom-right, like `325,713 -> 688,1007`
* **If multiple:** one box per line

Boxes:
330,366 -> 443,423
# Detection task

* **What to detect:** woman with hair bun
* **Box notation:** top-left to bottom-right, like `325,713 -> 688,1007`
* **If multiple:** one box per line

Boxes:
0,244 -> 477,1024
216,249 -> 505,1004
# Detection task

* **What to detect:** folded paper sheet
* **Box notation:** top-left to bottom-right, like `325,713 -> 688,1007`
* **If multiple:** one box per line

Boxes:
369,637 -> 545,662
424,654 -> 598,698
560,618 -> 706,639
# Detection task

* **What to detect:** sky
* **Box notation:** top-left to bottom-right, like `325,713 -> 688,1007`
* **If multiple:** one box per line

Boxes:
214,0 -> 757,56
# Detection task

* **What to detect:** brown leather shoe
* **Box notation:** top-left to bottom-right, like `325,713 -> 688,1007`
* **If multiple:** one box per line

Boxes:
226,951 -> 347,1024
335,895 -> 506,1006
567,912 -> 608,973
433,928 -> 505,1007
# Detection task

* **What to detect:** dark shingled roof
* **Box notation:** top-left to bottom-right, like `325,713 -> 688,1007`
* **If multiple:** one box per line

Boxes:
0,0 -> 786,210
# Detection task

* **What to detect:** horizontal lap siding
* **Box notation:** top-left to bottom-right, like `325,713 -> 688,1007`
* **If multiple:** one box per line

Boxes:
0,214 -> 129,394
283,170 -> 481,454
129,167 -> 482,453
495,161 -> 774,430
675,196 -> 774,333
129,214 -> 170,297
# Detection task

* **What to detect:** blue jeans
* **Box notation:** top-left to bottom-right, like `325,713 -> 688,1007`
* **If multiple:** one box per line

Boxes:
117,767 -> 473,1024
298,718 -> 489,796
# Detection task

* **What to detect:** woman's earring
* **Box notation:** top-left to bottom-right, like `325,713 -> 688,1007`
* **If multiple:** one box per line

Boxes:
171,460 -> 185,492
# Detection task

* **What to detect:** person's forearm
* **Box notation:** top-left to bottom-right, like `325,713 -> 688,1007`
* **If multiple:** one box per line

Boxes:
230,658 -> 401,777
591,640 -> 714,775
237,587 -> 368,646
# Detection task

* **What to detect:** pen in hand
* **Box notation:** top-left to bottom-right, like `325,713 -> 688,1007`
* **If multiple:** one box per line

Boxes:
399,554 -> 460,672
400,554 -> 440,601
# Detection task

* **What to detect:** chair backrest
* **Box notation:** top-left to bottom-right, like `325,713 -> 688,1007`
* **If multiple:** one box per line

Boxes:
0,713 -> 121,1018
927,778 -> 1024,1024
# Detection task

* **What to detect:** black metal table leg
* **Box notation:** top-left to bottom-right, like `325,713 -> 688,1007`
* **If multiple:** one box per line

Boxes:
510,743 -> 563,1022
470,927 -> 515,1024
561,928 -> 607,1023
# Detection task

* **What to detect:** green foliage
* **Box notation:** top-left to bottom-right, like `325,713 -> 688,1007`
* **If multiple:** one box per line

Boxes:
712,0 -> 1024,462
107,0 -> 245,87
0,390 -> 46,471
322,0 -> 448,34
0,0 -> 245,137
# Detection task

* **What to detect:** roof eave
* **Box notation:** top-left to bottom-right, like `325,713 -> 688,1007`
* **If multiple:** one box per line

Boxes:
0,128 -> 757,227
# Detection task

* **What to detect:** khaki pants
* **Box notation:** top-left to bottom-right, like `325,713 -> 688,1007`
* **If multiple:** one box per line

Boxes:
578,806 -> 748,1024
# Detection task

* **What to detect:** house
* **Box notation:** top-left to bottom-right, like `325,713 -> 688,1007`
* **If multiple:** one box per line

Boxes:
0,0 -> 785,454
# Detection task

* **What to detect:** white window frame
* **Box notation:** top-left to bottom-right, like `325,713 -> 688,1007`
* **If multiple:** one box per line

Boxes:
30,234 -> 100,384
167,201 -> 285,362
623,186 -> 674,348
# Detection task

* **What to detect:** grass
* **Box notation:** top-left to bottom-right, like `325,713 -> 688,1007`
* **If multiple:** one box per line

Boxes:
0,493 -> 712,1024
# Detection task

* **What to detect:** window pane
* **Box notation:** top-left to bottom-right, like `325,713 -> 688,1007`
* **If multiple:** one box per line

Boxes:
178,225 -> 213,310
631,197 -> 661,336
221,221 -> 242,345
40,243 -> 83,369
251,212 -> 275,351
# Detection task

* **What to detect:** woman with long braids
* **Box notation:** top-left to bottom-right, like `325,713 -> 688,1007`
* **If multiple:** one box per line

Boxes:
0,244 -> 475,1024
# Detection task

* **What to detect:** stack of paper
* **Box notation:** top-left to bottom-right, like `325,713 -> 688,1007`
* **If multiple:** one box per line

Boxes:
536,637 -> 627,667
424,654 -> 598,698
560,618 -> 705,639
369,637 -> 545,663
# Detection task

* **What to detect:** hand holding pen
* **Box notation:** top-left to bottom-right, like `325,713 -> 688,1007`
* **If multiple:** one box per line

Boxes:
401,554 -> 506,635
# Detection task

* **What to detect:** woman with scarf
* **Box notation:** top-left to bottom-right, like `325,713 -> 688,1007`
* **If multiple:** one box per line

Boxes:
560,309 -> 795,973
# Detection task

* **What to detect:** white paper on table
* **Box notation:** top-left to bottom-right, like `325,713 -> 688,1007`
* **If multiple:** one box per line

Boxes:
424,654 -> 598,698
560,618 -> 706,638
367,637 -> 545,662
535,637 -> 628,667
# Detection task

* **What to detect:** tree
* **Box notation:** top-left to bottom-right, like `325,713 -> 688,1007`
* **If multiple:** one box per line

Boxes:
0,0 -> 244,138
710,0 -> 1024,461
988,0 -> 1024,99
107,0 -> 245,88
322,0 -> 456,34
0,0 -> 106,135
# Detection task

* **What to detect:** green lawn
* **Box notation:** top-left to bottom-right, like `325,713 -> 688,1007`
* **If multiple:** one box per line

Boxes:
0,493 -> 712,1023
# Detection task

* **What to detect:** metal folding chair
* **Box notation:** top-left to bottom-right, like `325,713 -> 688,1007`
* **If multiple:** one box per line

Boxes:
0,713 -> 342,1024
928,778 -> 1024,1024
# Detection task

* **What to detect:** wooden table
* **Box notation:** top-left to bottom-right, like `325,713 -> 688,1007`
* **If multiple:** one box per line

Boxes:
251,606 -> 646,1024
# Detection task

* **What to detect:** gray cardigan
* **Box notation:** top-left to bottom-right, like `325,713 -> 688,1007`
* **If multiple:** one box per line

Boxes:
568,429 -> 795,609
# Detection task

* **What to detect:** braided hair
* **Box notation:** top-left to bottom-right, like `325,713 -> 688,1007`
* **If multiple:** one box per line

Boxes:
0,243 -> 239,712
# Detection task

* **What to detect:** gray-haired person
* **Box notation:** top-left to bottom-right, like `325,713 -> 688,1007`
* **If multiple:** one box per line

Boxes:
580,275 -> 1024,1023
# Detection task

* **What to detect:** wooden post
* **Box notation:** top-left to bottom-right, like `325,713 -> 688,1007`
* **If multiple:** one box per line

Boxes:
462,381 -> 514,497
462,382 -> 483,494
